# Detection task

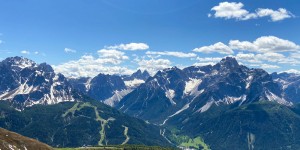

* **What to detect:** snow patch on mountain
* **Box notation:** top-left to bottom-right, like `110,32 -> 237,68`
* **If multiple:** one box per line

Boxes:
165,89 -> 176,105
246,75 -> 253,89
85,78 -> 93,92
104,89 -> 133,107
161,89 -> 204,125
184,78 -> 202,96
197,101 -> 214,113
0,79 -> 36,100
11,58 -> 36,69
224,95 -> 247,104
265,91 -> 292,106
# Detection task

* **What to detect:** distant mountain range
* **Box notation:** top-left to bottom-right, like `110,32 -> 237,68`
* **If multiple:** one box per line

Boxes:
117,57 -> 296,124
1,56 -> 300,149
69,69 -> 150,107
0,56 -> 150,108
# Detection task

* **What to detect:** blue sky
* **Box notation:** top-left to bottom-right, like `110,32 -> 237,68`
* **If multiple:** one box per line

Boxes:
0,0 -> 299,77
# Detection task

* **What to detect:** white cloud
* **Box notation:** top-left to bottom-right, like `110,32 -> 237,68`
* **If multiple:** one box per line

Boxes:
256,8 -> 294,22
193,36 -> 300,68
136,58 -> 172,75
260,64 -> 280,69
236,52 -> 300,65
146,51 -> 197,58
21,50 -> 30,54
235,53 -> 262,63
256,52 -> 286,62
97,49 -> 129,65
281,69 -> 300,74
230,36 -> 300,53
290,52 -> 300,59
54,48 -> 131,78
211,2 -> 256,20
107,43 -> 149,51
193,62 -> 217,66
210,2 -> 294,21
196,57 -> 223,62
53,54 -> 133,78
193,57 -> 222,66
64,48 -> 76,53
229,40 -> 257,51
253,36 -> 299,52
34,51 -> 39,55
193,42 -> 233,54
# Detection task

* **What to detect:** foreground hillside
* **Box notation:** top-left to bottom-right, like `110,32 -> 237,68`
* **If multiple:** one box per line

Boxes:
0,100 -> 170,148
0,128 -> 53,150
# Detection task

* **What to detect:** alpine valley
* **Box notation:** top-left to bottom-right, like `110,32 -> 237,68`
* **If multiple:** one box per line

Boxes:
1,56 -> 300,149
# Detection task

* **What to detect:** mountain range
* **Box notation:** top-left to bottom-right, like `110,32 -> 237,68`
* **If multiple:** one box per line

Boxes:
117,57 -> 294,124
0,56 -> 300,149
0,57 -> 169,148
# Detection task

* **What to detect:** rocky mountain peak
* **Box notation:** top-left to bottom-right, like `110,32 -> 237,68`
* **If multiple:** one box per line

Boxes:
131,69 -> 150,80
38,63 -> 54,73
218,57 -> 239,69
1,56 -> 36,70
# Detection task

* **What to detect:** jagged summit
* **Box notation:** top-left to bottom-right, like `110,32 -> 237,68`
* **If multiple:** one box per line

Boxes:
128,69 -> 150,81
1,56 -> 37,70
121,69 -> 150,89
217,57 -> 240,69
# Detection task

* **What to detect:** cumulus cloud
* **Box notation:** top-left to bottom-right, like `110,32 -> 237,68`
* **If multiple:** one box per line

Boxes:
53,54 -> 133,78
236,52 -> 300,66
146,51 -> 197,58
193,57 -> 223,66
229,36 -> 300,53
260,64 -> 280,69
193,62 -> 217,66
135,57 -> 172,75
256,8 -> 294,22
281,69 -> 300,74
97,49 -> 129,64
290,52 -> 300,59
229,40 -> 257,51
64,48 -> 76,53
193,36 -> 300,68
211,2 -> 256,20
256,52 -> 286,62
210,2 -> 294,21
21,50 -> 30,54
107,43 -> 149,51
196,57 -> 223,62
54,49 -> 131,78
193,42 -> 233,54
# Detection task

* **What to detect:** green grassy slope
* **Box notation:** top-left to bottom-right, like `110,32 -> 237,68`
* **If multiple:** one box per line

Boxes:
0,100 -> 171,148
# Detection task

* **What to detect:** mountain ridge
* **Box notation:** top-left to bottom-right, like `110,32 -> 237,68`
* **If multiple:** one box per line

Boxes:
117,57 -> 294,124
